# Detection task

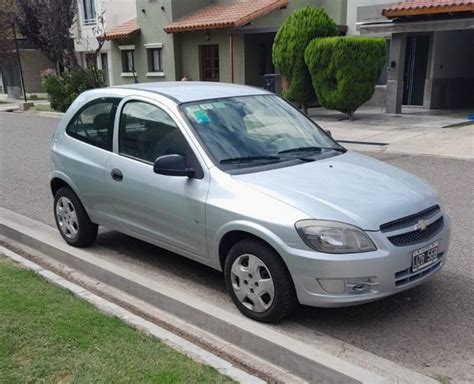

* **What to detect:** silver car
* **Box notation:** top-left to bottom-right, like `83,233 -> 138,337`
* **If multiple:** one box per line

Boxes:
50,82 -> 451,322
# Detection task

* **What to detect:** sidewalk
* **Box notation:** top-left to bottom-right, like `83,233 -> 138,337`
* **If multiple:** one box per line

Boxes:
0,102 -> 20,112
0,97 -> 51,113
310,106 -> 474,160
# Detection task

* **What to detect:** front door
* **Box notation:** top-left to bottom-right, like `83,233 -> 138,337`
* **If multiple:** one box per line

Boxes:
403,35 -> 430,105
104,98 -> 209,259
200,45 -> 220,82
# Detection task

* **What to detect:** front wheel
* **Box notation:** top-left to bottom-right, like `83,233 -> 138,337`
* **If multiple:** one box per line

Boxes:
224,239 -> 297,323
54,187 -> 98,247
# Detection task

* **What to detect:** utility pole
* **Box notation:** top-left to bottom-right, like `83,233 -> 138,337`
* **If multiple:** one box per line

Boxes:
11,21 -> 27,102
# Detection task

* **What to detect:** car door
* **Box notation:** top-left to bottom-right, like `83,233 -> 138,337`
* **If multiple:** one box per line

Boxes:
104,97 -> 210,260
56,97 -> 121,224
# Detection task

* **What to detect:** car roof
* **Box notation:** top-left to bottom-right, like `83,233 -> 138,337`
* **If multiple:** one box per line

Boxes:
114,81 -> 272,103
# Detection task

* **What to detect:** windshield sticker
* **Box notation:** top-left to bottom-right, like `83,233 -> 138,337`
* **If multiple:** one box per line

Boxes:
200,103 -> 214,110
213,101 -> 226,109
187,105 -> 201,113
192,110 -> 210,124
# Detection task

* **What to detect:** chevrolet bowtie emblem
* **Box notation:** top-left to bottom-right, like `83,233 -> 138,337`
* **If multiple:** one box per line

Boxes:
415,220 -> 428,231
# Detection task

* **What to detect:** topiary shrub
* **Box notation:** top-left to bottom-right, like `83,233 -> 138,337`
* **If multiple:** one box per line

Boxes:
41,68 -> 105,112
304,36 -> 386,119
272,6 -> 338,113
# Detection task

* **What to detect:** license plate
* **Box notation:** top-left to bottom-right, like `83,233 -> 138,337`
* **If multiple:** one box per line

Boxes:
412,241 -> 438,272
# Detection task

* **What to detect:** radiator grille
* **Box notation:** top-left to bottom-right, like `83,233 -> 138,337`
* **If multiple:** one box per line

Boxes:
380,205 -> 440,233
387,217 -> 444,247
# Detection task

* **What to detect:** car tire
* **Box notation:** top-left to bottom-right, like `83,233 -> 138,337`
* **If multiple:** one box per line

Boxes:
224,238 -> 297,323
54,187 -> 98,247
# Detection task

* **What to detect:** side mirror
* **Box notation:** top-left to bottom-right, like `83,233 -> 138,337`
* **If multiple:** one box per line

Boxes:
153,154 -> 195,178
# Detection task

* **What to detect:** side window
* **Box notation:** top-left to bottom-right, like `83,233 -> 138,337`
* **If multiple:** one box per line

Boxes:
119,101 -> 188,163
66,98 -> 120,150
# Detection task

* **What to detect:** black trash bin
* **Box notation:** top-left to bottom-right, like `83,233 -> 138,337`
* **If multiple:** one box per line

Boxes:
263,74 -> 282,95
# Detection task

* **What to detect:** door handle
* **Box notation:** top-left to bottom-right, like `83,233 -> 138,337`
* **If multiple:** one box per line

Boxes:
111,168 -> 123,182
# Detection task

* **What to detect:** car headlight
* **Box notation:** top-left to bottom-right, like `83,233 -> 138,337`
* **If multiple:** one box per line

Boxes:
295,220 -> 377,254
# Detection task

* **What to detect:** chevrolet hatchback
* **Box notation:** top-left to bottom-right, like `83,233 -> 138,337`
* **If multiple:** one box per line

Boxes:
50,82 -> 451,322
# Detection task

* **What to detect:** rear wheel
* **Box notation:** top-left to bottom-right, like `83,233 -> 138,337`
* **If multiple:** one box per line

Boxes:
54,187 -> 98,247
224,239 -> 297,323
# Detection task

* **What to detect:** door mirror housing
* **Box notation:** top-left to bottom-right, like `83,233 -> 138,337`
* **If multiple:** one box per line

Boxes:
153,154 -> 195,178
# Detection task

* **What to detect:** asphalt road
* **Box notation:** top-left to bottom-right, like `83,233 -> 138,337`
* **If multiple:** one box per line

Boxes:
1,112 -> 473,383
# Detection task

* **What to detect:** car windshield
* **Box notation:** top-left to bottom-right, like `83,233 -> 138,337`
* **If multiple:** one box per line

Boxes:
180,95 -> 343,169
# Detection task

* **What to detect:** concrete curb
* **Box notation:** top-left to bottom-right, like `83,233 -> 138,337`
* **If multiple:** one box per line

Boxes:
0,246 -> 264,384
0,105 -> 19,112
38,111 -> 64,118
0,208 -> 438,384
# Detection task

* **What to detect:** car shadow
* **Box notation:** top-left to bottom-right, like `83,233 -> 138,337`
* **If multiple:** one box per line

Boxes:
93,228 -> 462,329
94,229 -> 228,295
89,228 -> 472,379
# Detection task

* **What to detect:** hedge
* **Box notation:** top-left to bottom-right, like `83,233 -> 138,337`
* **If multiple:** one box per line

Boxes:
304,36 -> 386,118
272,6 -> 338,111
42,68 -> 105,112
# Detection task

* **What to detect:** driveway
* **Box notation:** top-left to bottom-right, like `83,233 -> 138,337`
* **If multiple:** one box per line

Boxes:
310,105 -> 474,160
1,112 -> 473,383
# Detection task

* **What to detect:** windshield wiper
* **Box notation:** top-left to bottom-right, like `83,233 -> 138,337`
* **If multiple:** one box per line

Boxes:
278,146 -> 346,155
220,155 -> 281,164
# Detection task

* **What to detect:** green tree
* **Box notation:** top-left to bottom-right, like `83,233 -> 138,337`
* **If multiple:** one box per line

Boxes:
272,6 -> 338,113
15,0 -> 78,69
305,36 -> 386,119
0,0 -> 17,66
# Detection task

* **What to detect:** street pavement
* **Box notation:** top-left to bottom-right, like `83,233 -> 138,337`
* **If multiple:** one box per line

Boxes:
310,106 -> 474,160
1,112 -> 473,383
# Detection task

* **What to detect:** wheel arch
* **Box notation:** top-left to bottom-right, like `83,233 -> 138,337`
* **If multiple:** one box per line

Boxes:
50,177 -> 71,197
215,221 -> 291,272
49,172 -> 80,198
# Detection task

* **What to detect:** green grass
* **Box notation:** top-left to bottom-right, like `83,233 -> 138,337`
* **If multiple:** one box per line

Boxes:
0,256 -> 234,384
32,104 -> 54,112
435,375 -> 452,384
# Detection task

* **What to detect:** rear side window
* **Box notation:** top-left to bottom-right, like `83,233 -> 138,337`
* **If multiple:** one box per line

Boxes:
66,97 -> 121,150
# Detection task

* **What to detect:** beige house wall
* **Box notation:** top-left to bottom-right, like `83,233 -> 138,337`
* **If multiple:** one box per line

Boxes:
20,50 -> 54,93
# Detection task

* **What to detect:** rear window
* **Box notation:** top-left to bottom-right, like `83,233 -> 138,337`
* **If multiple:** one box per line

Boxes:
66,97 -> 121,150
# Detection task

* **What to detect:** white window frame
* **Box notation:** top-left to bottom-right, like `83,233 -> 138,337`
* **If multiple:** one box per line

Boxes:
119,45 -> 136,77
82,0 -> 97,26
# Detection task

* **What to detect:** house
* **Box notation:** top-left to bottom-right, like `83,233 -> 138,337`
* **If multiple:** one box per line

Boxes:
0,28 -> 53,98
1,0 -> 138,97
356,0 -> 474,113
103,0 -> 348,87
0,0 -> 51,98
73,0 -> 137,85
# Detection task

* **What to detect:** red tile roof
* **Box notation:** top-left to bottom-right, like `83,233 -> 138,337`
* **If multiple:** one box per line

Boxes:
104,18 -> 140,41
164,0 -> 289,33
383,0 -> 474,18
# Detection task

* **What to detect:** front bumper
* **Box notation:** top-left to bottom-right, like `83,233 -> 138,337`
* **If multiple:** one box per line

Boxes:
282,215 -> 451,308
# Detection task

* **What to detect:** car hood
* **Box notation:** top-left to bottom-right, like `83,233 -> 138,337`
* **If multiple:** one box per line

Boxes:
233,152 -> 439,231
